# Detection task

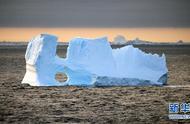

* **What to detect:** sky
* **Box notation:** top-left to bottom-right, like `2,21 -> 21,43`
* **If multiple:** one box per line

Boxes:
0,0 -> 190,27
0,0 -> 190,42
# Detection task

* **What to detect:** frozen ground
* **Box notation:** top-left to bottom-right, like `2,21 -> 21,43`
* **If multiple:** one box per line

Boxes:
0,44 -> 190,123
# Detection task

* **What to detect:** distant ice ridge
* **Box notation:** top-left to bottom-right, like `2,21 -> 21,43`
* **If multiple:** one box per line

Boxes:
112,35 -> 127,45
22,34 -> 168,86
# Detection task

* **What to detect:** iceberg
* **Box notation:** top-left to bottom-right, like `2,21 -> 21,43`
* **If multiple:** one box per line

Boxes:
112,35 -> 127,45
22,34 -> 168,86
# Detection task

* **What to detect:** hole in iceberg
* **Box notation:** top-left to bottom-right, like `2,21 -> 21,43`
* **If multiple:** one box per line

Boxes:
55,72 -> 68,83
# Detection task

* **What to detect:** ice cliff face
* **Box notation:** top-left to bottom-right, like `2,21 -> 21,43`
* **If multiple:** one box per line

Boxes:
66,37 -> 117,77
22,34 -> 65,86
22,34 -> 168,86
112,46 -> 168,84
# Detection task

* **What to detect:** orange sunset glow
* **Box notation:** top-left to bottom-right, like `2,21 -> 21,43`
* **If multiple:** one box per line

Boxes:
0,28 -> 190,42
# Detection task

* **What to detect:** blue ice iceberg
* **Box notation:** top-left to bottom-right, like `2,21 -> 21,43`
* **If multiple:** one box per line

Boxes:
22,34 -> 168,86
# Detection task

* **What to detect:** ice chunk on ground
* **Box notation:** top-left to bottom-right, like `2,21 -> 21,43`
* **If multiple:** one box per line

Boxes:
22,34 -> 168,86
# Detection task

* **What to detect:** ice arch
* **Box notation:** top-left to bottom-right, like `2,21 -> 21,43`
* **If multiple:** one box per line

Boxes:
22,34 -> 168,86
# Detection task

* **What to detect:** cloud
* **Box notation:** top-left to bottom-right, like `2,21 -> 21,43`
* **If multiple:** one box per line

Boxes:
0,0 -> 190,27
